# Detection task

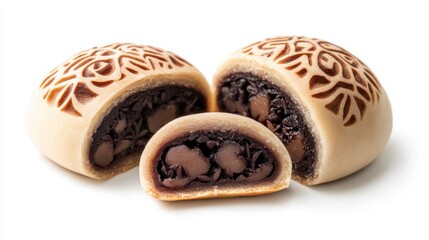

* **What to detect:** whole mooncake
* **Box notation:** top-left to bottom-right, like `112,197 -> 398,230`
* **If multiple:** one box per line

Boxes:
27,43 -> 211,179
213,36 -> 392,185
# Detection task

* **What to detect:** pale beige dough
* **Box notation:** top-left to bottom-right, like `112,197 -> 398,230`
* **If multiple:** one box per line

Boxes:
140,113 -> 292,201
213,36 -> 392,185
27,43 -> 212,180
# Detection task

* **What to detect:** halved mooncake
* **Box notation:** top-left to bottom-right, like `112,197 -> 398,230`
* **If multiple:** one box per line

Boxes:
27,43 -> 211,179
213,36 -> 392,185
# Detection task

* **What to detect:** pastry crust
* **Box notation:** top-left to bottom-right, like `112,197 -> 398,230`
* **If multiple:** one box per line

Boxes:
213,36 -> 392,185
140,113 -> 292,201
27,43 -> 212,180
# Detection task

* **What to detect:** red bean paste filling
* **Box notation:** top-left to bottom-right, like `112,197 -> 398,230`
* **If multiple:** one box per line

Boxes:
218,72 -> 316,180
89,85 -> 206,168
155,131 -> 277,189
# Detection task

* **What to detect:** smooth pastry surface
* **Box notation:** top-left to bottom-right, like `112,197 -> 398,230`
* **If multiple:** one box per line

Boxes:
27,43 -> 211,179
213,36 -> 392,185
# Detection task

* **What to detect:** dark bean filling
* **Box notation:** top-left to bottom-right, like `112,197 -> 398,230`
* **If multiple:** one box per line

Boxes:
155,131 -> 277,189
217,72 -> 316,180
89,85 -> 206,168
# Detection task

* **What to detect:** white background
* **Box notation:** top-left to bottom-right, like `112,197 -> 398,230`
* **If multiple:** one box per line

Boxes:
1,0 -> 428,239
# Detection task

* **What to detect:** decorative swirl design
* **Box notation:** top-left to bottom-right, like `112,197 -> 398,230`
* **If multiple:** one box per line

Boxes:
40,43 -> 192,116
241,36 -> 381,126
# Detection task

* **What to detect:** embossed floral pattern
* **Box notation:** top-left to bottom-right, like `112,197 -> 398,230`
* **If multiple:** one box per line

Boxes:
241,36 -> 381,126
40,43 -> 191,116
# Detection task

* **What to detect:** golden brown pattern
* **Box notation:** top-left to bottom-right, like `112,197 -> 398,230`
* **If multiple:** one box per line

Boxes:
40,43 -> 192,116
241,36 -> 381,126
